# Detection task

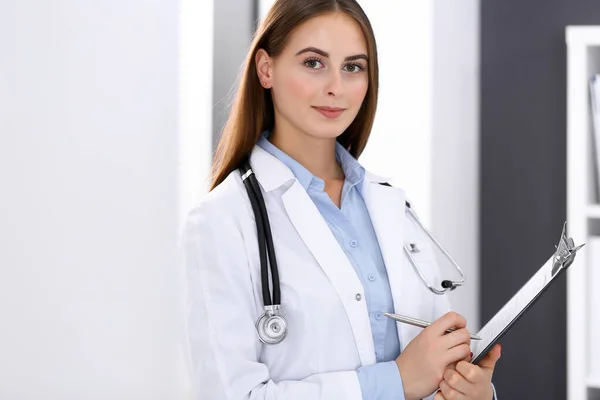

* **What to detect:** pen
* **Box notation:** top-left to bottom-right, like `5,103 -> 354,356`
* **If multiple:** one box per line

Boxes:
384,312 -> 482,340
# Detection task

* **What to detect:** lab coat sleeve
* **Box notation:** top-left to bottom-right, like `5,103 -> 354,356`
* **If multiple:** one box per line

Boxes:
183,203 -> 363,400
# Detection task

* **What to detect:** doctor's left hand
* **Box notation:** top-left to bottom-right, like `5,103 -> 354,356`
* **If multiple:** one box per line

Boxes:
434,343 -> 501,400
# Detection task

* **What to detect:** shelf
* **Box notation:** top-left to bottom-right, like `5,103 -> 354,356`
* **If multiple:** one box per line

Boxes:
588,205 -> 600,218
588,375 -> 600,389
566,26 -> 600,46
567,25 -> 600,400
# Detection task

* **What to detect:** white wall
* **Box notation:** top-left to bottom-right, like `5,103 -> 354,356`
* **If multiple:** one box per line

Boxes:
0,0 -> 214,397
358,1 -> 434,227
179,0 -> 215,225
259,0 -> 275,18
432,0 -> 480,330
178,0 -> 214,397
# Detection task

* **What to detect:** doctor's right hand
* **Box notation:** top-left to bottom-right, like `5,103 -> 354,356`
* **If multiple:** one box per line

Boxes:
395,312 -> 472,400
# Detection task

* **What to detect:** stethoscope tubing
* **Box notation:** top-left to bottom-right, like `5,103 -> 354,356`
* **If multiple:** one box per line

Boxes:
241,160 -> 281,306
403,206 -> 466,294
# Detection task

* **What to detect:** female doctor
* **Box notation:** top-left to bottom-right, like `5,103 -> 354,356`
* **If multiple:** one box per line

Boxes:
183,0 -> 501,399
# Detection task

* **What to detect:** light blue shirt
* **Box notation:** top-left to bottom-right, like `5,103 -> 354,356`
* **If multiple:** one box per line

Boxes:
257,131 -> 405,399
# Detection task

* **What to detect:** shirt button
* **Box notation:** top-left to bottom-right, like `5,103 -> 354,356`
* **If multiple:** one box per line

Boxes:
375,313 -> 382,320
355,293 -> 362,301
368,274 -> 376,282
350,240 -> 358,248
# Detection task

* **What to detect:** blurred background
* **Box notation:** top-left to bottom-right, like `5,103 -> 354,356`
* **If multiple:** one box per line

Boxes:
1,0 -> 600,398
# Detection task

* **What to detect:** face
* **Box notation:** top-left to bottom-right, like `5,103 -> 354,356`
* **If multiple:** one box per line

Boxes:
256,12 -> 369,141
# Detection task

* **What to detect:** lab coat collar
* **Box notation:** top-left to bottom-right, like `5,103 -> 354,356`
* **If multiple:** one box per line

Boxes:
256,132 -> 315,190
257,132 -> 368,194
248,145 -> 296,192
363,170 -> 392,185
248,143 -> 392,192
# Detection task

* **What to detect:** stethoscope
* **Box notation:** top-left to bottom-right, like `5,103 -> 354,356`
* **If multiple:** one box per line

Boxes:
238,161 -> 466,345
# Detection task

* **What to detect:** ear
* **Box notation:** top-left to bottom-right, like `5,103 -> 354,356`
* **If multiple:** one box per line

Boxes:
255,49 -> 273,89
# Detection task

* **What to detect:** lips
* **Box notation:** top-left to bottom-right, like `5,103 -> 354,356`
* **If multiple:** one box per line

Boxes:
313,106 -> 346,119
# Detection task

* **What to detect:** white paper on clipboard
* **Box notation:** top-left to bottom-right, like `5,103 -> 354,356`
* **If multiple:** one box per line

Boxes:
471,223 -> 584,364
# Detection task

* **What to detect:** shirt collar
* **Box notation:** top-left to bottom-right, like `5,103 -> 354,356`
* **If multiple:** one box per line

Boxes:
256,130 -> 365,192
335,140 -> 365,190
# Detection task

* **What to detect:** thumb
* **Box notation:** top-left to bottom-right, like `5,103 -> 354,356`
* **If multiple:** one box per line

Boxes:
478,343 -> 502,371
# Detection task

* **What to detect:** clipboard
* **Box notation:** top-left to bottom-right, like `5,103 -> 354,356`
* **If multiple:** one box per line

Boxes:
471,222 -> 584,364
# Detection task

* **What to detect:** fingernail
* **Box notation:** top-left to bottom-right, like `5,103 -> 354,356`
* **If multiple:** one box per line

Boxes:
499,344 -> 502,352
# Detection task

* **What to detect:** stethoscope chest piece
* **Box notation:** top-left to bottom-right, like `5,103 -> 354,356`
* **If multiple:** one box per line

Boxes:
256,305 -> 288,345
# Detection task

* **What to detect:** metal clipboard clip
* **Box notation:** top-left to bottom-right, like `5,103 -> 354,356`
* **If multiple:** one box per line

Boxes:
551,221 -> 585,276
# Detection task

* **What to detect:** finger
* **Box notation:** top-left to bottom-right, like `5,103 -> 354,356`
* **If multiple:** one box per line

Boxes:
446,350 -> 472,372
478,343 -> 502,371
455,360 -> 483,384
434,390 -> 447,400
441,328 -> 471,349
440,379 -> 466,399
443,343 -> 471,366
443,368 -> 472,394
430,312 -> 467,336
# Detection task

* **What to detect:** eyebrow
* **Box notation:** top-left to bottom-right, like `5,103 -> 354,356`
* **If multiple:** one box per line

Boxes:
294,46 -> 368,62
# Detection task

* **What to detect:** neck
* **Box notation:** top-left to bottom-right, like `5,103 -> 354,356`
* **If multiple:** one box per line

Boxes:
268,125 -> 344,181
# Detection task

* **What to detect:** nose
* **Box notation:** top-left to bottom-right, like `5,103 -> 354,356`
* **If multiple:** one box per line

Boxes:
324,69 -> 345,97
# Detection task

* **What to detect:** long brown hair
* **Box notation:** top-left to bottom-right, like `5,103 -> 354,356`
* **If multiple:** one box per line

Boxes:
209,0 -> 379,191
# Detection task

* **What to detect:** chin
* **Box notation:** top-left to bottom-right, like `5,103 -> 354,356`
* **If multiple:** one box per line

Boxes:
303,120 -> 352,140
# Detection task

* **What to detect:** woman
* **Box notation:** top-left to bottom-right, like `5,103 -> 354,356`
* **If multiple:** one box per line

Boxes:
183,0 -> 501,399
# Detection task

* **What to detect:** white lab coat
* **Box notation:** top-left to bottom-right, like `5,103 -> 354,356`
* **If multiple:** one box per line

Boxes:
183,144 -> 451,400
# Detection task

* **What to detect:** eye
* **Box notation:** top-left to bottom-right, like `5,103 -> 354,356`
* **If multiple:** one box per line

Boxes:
304,57 -> 324,69
343,63 -> 366,73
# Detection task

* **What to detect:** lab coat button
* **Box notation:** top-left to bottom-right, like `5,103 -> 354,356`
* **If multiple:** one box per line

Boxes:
355,293 -> 362,301
368,274 -> 375,281
350,240 -> 358,248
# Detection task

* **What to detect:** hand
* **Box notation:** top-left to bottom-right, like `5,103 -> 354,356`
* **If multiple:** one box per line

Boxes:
434,343 -> 502,400
395,312 -> 473,400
